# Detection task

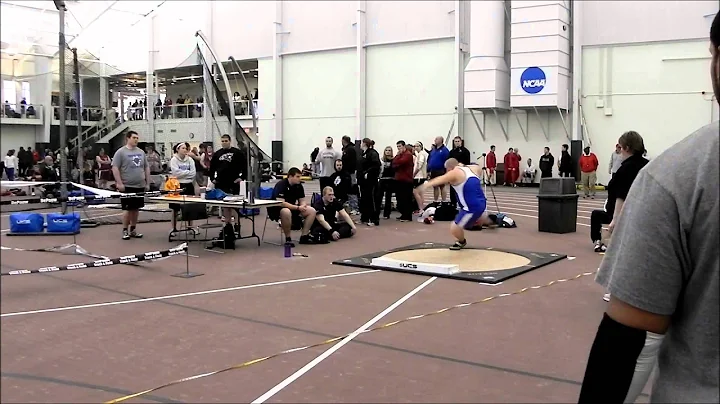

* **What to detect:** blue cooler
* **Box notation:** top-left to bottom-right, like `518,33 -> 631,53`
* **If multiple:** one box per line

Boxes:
9,213 -> 45,234
259,186 -> 274,200
240,208 -> 260,216
46,212 -> 81,234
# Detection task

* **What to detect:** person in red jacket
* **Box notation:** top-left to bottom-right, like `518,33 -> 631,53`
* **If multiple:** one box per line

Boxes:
392,140 -> 415,222
503,148 -> 520,187
482,145 -> 497,185
579,146 -> 599,198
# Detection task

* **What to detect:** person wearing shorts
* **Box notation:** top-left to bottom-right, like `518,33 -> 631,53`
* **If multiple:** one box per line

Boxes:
414,158 -> 492,250
112,131 -> 150,240
267,167 -> 316,246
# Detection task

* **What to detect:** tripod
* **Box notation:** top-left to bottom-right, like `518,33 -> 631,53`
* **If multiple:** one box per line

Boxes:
479,154 -> 501,214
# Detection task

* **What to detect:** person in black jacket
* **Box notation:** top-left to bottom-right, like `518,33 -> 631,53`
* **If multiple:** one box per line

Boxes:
538,147 -> 554,178
448,136 -> 471,205
208,134 -> 247,230
558,144 -> 574,177
328,159 -> 352,205
358,138 -> 381,226
341,135 -> 359,213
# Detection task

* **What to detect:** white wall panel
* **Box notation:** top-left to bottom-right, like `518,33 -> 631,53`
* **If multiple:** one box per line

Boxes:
282,49 -> 356,169
153,3 -> 210,70
582,1 -> 719,47
366,39 -> 456,150
256,58 -> 275,156
462,110 -> 570,183
0,125 -> 40,157
281,1 -> 356,55
581,40 -> 714,185
211,1 -> 274,60
365,1 -> 454,45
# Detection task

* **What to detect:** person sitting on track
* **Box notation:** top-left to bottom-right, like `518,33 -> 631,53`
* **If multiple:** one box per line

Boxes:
414,158 -> 493,250
267,167 -> 317,246
311,186 -> 357,242
208,134 -> 246,234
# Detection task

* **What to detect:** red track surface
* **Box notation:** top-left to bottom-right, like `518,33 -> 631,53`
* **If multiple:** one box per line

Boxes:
0,187 -> 650,403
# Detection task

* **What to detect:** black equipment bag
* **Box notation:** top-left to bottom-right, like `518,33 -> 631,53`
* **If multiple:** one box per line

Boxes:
423,201 -> 457,221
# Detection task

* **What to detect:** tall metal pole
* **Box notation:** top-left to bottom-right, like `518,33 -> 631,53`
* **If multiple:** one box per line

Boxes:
57,1 -> 68,213
73,48 -> 84,179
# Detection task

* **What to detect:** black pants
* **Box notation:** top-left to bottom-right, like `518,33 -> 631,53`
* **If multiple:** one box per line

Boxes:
314,221 -> 354,240
377,178 -> 395,219
359,180 -> 379,224
394,181 -> 414,220
541,170 -> 552,178
590,209 -> 612,242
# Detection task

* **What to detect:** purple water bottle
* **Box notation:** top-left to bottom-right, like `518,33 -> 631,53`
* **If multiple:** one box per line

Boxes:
284,242 -> 292,257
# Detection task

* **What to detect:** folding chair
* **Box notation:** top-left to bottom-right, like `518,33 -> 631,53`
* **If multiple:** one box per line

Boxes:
261,192 -> 320,245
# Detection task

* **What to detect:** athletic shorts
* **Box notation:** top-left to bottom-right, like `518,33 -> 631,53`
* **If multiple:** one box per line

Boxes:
454,205 -> 487,230
268,207 -> 304,231
120,186 -> 146,211
429,169 -> 446,179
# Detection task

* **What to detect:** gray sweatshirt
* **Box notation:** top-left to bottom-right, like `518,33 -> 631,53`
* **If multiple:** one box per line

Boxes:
609,152 -> 623,174
316,147 -> 341,177
170,154 -> 196,183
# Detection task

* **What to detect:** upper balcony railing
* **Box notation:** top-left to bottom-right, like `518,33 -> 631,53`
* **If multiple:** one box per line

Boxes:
1,102 -> 43,122
51,106 -> 105,123
122,100 -> 258,121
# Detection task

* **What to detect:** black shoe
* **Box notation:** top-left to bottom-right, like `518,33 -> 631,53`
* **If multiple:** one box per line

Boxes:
130,230 -> 143,238
449,239 -> 467,250
285,237 -> 295,248
298,234 -> 315,245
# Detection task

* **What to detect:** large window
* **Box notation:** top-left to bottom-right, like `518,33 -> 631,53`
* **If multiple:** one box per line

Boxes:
21,81 -> 30,103
2,80 -> 16,106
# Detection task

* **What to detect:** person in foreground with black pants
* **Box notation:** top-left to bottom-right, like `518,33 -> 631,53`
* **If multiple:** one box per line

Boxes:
208,134 -> 246,235
267,167 -> 316,246
358,138 -> 381,226
392,140 -> 414,222
311,186 -> 356,242
590,131 -> 648,259
579,15 -> 719,402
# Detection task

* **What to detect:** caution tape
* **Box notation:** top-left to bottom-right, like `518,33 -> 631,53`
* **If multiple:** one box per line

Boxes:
105,270 -> 599,403
0,190 -> 171,206
1,243 -> 188,276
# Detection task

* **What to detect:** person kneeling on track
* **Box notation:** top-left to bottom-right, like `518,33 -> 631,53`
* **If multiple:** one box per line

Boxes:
267,167 -> 316,246
414,158 -> 490,250
311,186 -> 357,243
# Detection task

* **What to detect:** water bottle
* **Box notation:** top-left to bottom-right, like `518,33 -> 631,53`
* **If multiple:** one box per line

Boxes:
284,242 -> 292,258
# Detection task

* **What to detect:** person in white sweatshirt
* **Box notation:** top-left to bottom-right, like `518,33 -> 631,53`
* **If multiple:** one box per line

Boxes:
609,144 -> 623,178
168,142 -> 198,229
316,137 -> 342,191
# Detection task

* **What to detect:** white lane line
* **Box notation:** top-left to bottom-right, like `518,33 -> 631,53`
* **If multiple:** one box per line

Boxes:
251,276 -> 437,404
0,269 -> 380,318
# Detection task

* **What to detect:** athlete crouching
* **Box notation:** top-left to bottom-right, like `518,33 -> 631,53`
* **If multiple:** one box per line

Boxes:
414,158 -> 491,250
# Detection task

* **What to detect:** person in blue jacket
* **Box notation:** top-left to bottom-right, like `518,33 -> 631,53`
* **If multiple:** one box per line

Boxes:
426,136 -> 450,202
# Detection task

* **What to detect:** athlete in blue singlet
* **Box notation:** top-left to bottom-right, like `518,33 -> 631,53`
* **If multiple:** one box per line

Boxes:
414,158 -> 493,250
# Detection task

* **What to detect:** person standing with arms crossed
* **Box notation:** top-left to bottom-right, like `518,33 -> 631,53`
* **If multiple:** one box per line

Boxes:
112,131 -> 150,240
578,12 -> 719,402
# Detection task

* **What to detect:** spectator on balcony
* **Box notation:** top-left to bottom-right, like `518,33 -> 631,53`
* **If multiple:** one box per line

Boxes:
184,95 -> 193,118
20,97 -> 27,116
176,95 -> 185,118
155,98 -> 162,119
163,97 -> 172,119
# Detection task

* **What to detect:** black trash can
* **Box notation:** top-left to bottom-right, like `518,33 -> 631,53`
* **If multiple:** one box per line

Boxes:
536,177 -> 579,234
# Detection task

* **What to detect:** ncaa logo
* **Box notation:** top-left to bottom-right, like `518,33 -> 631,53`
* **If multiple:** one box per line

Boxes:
520,67 -> 546,94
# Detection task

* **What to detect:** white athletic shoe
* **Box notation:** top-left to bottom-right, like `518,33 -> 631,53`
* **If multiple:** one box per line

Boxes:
603,293 -> 611,302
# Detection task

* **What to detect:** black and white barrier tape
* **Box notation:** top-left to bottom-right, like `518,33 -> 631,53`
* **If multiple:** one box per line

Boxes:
0,190 -> 171,206
0,243 -> 188,276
